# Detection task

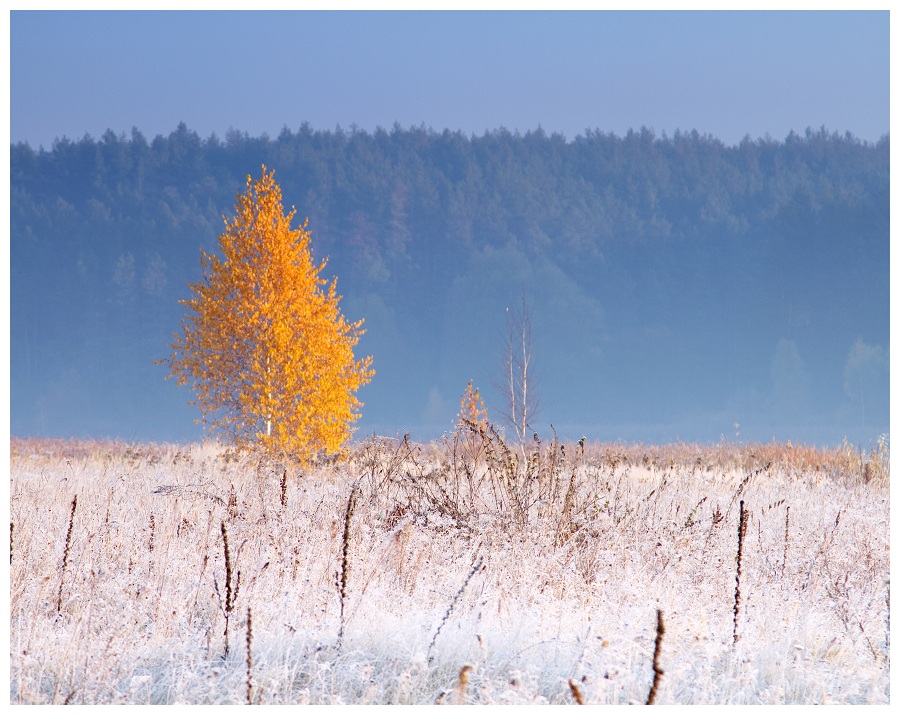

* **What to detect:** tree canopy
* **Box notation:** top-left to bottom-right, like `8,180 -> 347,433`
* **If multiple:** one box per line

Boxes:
163,166 -> 373,460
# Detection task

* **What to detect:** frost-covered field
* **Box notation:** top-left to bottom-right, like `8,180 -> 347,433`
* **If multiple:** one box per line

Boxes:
9,433 -> 890,704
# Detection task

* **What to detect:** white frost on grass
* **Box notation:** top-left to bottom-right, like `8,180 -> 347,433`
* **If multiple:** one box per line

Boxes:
8,438 -> 890,704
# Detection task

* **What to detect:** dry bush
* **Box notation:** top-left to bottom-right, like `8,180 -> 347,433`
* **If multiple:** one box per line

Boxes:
361,421 -> 587,535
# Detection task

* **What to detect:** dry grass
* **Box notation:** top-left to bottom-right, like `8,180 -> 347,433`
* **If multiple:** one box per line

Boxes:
8,431 -> 890,704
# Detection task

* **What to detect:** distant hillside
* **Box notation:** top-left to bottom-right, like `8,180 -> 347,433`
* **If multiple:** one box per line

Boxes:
10,124 -> 889,445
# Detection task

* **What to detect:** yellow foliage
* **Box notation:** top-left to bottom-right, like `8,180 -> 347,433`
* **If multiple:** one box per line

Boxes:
163,166 -> 373,462
458,380 -> 488,429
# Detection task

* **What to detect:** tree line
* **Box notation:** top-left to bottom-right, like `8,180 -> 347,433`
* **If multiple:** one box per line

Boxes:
10,123 -> 890,443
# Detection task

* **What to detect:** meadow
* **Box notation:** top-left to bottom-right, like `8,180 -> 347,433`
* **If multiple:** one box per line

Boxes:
8,427 -> 890,704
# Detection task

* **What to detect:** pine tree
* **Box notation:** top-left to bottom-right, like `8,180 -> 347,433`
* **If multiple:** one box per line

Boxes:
163,166 -> 373,462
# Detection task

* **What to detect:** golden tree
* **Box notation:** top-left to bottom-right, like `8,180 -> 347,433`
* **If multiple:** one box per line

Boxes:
163,166 -> 373,461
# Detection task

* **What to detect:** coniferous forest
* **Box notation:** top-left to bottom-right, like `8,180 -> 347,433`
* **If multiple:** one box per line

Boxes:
10,123 -> 889,445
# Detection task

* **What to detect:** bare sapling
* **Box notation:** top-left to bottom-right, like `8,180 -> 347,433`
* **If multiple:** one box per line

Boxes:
496,292 -> 539,453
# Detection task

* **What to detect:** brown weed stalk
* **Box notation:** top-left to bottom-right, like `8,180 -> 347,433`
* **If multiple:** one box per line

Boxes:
885,579 -> 891,666
428,554 -> 485,660
555,469 -> 578,547
454,664 -> 473,705
646,609 -> 665,704
782,505 -> 790,578
227,484 -> 238,521
246,605 -> 253,704
56,495 -> 77,615
733,500 -> 749,645
216,521 -> 241,656
728,462 -> 770,520
337,481 -> 360,651
568,678 -> 585,704
683,495 -> 707,529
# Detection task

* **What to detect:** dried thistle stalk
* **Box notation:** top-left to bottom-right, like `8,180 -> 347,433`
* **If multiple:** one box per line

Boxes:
733,499 -> 749,645
246,605 -> 253,704
337,481 -> 360,650
646,609 -> 665,704
56,495 -> 78,615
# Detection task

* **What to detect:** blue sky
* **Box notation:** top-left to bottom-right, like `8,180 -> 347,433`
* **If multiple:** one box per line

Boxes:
9,9 -> 890,149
